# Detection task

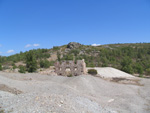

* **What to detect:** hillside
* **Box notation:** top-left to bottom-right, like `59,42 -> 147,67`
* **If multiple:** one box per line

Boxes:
0,42 -> 150,76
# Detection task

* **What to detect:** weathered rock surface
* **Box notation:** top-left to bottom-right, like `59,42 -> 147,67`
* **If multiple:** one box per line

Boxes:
67,42 -> 82,49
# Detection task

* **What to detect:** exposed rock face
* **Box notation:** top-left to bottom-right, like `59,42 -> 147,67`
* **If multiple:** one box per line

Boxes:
54,59 -> 86,76
67,42 -> 82,49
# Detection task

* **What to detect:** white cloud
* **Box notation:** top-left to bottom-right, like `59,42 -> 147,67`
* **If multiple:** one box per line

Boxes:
0,52 -> 2,54
91,43 -> 101,46
25,44 -> 32,48
33,44 -> 40,47
25,44 -> 40,48
7,50 -> 15,53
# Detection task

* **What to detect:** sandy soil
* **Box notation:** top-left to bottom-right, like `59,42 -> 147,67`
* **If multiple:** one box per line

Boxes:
0,71 -> 150,113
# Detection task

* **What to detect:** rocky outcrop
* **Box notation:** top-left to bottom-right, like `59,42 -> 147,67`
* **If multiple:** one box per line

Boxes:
67,42 -> 82,49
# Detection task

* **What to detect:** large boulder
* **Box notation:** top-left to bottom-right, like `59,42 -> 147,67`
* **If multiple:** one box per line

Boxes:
67,42 -> 82,49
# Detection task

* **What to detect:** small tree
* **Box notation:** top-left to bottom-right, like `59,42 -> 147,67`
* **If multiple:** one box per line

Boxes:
88,69 -> 97,75
26,51 -> 37,72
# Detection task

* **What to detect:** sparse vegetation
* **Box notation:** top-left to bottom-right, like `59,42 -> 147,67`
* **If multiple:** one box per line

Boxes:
0,43 -> 150,76
53,46 -> 59,51
67,74 -> 73,77
139,74 -> 143,78
12,63 -> 17,69
61,54 -> 74,60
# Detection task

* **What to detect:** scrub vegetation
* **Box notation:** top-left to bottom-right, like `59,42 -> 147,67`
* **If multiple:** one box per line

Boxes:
0,43 -> 150,76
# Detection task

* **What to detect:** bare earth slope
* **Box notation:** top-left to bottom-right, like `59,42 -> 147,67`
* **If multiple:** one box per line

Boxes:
0,72 -> 150,113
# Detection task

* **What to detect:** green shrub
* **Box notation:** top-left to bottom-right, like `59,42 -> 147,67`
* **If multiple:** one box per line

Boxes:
139,74 -> 143,78
19,65 -> 26,73
67,74 -> 73,77
0,63 -> 2,71
102,63 -> 108,67
62,54 -> 74,60
12,63 -> 17,69
136,64 -> 143,75
88,63 -> 95,67
53,46 -> 59,51
49,61 -> 55,66
26,51 -> 37,72
146,68 -> 150,75
70,49 -> 80,56
88,69 -> 97,75
39,60 -> 50,68
121,65 -> 133,74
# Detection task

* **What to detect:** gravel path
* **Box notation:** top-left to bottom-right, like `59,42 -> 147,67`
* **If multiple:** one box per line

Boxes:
0,72 -> 150,113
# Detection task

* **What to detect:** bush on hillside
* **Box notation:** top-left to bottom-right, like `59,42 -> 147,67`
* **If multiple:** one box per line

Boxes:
88,69 -> 98,75
40,60 -> 50,68
0,63 -> 2,71
19,65 -> 26,73
26,51 -> 37,72
121,57 -> 133,74
135,64 -> 143,75
12,63 -> 17,69
146,68 -> 150,75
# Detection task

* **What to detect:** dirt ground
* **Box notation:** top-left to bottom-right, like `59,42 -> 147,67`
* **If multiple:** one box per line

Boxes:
0,71 -> 150,113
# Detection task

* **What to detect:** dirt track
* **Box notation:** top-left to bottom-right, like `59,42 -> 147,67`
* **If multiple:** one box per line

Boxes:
0,71 -> 150,113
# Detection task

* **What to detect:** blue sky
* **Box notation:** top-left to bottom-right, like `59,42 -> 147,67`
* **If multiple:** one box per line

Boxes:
0,0 -> 150,56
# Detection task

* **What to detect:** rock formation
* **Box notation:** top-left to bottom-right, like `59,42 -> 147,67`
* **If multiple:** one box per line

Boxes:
67,42 -> 82,49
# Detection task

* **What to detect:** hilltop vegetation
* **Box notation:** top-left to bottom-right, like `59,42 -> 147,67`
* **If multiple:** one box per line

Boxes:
0,42 -> 150,76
